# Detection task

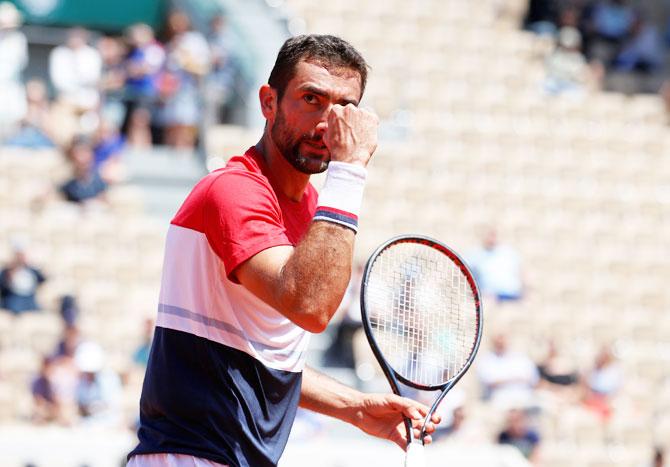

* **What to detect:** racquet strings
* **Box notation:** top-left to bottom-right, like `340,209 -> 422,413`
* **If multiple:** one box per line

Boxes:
365,241 -> 479,387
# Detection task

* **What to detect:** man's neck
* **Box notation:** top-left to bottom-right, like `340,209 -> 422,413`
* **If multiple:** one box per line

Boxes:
255,136 -> 310,202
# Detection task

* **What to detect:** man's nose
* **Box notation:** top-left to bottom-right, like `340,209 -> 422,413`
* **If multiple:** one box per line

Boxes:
315,119 -> 328,136
315,104 -> 332,135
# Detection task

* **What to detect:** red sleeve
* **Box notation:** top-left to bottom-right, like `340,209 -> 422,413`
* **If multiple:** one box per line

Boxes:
203,170 -> 292,280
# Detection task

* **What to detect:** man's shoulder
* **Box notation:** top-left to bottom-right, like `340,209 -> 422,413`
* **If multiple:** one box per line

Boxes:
173,152 -> 276,226
202,153 -> 273,195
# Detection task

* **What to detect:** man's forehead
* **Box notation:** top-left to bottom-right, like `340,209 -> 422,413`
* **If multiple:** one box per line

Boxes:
303,59 -> 361,79
290,60 -> 362,95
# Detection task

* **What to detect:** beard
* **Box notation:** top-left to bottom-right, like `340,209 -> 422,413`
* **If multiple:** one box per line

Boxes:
271,108 -> 329,175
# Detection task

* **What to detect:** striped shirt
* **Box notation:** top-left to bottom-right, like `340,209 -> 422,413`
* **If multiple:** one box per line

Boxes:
129,147 -> 318,467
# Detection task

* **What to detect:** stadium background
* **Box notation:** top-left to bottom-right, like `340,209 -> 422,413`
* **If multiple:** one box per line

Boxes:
0,0 -> 669,465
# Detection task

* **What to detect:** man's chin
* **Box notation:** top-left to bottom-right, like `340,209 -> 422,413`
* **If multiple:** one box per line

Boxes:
298,158 -> 328,174
292,151 -> 329,174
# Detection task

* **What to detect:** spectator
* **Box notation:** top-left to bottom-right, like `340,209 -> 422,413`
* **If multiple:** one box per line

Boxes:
0,1 -> 28,140
582,345 -> 622,420
477,334 -> 540,409
558,4 -> 581,30
611,16 -> 664,76
583,0 -> 637,64
132,317 -> 154,367
74,341 -> 122,426
161,11 -> 210,150
24,79 -> 52,126
31,356 -> 61,423
53,324 -> 82,359
466,228 -> 524,302
536,339 -> 579,390
206,13 -> 237,125
590,0 -> 636,39
123,23 -> 164,144
60,136 -> 108,204
437,405 -> 466,440
97,35 -> 127,127
0,241 -> 46,314
524,0 -> 561,36
93,116 -> 126,184
6,79 -> 56,149
652,447 -> 665,467
497,409 -> 541,463
124,23 -> 164,102
59,295 -> 80,327
322,264 -> 363,369
535,339 -> 581,413
430,388 -> 484,444
544,27 -> 592,96
125,105 -> 153,148
49,28 -> 102,119
48,325 -> 81,424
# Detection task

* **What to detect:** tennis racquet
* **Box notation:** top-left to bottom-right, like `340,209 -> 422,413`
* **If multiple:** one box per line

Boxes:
360,235 -> 483,467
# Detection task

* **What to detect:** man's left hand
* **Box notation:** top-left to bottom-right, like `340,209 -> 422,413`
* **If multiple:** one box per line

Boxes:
348,393 -> 441,450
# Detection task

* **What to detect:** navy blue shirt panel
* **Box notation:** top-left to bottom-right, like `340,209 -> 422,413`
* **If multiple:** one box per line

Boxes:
128,327 -> 302,467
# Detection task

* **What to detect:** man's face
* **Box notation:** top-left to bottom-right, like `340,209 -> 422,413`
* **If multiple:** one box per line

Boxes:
71,144 -> 93,176
13,251 -> 27,266
493,335 -> 507,355
483,229 -> 498,250
507,410 -> 526,436
270,60 -> 362,174
67,30 -> 87,49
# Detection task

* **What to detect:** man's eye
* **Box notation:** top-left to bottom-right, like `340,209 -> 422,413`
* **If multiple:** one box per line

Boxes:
304,94 -> 318,104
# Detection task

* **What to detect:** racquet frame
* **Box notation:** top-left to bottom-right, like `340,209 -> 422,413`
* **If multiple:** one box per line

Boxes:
360,234 -> 484,444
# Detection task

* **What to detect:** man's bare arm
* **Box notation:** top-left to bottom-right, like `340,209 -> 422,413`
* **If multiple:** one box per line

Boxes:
299,366 -> 440,449
236,104 -> 378,333
235,221 -> 354,333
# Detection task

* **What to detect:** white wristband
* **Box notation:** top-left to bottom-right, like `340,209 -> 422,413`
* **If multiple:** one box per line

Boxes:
314,161 -> 367,233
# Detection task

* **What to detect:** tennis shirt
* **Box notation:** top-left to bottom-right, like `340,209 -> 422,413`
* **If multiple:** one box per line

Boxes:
129,147 -> 318,467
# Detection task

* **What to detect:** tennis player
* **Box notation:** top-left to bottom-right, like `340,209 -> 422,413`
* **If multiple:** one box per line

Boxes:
128,34 -> 439,467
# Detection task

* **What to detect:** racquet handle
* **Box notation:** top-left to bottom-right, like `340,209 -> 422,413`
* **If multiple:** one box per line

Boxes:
404,440 -> 426,467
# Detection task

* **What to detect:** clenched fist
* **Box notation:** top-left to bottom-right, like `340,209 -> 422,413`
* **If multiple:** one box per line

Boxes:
324,104 -> 379,168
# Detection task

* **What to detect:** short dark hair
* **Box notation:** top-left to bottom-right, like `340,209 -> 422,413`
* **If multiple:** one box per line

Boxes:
268,34 -> 369,100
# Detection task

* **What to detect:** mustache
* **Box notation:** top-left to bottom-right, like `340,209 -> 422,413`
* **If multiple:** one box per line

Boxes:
301,133 -> 324,144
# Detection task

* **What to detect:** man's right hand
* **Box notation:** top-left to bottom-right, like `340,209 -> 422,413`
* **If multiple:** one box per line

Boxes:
324,104 -> 379,168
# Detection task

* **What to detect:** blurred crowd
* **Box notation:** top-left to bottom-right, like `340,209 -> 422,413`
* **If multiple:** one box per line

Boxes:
318,228 -> 664,466
29,313 -> 154,430
526,0 -> 670,98
2,203 -> 664,464
0,238 -> 153,431
0,2 -> 239,155
1,0 -> 668,464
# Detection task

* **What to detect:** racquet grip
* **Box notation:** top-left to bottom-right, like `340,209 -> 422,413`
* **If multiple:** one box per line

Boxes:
404,440 -> 426,467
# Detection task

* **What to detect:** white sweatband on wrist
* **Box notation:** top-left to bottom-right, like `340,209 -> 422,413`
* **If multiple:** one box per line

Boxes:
314,161 -> 367,233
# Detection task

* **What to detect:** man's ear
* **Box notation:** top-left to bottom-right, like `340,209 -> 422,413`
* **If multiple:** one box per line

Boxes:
259,85 -> 278,122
